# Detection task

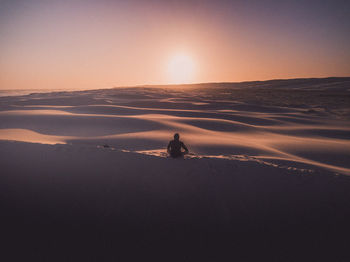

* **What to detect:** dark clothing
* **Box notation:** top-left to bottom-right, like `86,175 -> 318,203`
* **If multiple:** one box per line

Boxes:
167,139 -> 188,158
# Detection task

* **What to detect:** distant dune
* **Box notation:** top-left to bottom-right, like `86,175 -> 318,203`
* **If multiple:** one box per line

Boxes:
143,76 -> 350,91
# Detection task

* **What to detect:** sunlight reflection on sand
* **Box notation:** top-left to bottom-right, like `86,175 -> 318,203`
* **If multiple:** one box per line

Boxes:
0,129 -> 70,145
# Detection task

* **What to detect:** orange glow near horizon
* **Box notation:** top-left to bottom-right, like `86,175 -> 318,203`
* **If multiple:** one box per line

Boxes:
0,1 -> 349,90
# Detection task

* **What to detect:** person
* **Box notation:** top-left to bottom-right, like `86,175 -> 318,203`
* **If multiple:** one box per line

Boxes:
167,133 -> 189,158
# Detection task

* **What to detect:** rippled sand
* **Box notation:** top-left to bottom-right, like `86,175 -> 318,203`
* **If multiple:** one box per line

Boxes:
1,78 -> 349,175
2,78 -> 350,261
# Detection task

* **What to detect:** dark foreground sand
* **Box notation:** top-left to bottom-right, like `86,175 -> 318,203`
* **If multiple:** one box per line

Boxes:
1,141 -> 350,261
1,78 -> 350,261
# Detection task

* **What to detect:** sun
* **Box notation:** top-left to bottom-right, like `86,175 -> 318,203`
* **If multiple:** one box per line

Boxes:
167,54 -> 195,84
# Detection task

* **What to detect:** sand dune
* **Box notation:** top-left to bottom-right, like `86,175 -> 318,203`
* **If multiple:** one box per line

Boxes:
1,78 -> 350,261
1,79 -> 349,175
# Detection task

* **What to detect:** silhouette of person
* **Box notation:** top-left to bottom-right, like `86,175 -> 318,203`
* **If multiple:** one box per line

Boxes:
167,133 -> 189,158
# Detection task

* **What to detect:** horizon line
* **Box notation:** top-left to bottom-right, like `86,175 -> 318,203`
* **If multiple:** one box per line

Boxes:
138,76 -> 350,88
1,76 -> 349,92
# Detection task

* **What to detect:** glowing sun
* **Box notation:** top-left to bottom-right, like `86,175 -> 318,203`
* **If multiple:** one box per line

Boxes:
167,54 -> 195,84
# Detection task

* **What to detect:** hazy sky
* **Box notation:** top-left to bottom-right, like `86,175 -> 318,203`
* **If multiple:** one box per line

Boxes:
1,0 -> 349,89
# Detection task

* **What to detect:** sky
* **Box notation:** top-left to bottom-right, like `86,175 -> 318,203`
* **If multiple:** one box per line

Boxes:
0,0 -> 349,90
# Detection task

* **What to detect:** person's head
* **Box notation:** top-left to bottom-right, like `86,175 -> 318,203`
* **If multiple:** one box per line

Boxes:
174,133 -> 180,140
